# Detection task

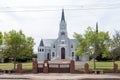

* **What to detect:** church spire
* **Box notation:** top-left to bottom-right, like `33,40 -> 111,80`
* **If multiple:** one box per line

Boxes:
96,22 -> 98,33
61,9 -> 65,21
58,9 -> 68,38
39,39 -> 44,46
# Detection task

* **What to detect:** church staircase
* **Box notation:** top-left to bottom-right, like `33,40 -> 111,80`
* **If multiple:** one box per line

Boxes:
50,58 -> 71,63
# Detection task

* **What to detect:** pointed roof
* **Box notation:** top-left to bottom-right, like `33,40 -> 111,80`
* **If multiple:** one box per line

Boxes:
96,22 -> 98,33
61,9 -> 65,21
39,39 -> 44,46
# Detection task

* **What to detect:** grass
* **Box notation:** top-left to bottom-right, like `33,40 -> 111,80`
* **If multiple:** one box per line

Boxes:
87,61 -> 120,70
0,62 -> 32,70
77,61 -> 120,70
22,62 -> 32,70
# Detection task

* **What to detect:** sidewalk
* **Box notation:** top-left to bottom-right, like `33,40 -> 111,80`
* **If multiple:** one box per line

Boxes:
0,73 -> 120,80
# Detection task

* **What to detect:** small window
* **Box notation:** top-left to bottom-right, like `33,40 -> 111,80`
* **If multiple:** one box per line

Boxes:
40,49 -> 41,52
72,52 -> 74,56
38,49 -> 41,52
61,32 -> 65,35
52,52 -> 55,57
42,49 -> 44,52
62,41 -> 64,44
71,45 -> 73,48
61,40 -> 65,44
53,45 -> 55,48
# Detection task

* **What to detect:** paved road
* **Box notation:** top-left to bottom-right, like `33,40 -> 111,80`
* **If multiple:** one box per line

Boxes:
0,73 -> 120,80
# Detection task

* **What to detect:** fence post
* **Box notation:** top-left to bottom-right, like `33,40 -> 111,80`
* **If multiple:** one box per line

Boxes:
16,63 -> 22,73
70,60 -> 75,73
114,63 -> 118,73
43,60 -> 49,73
32,58 -> 38,73
84,63 -> 89,73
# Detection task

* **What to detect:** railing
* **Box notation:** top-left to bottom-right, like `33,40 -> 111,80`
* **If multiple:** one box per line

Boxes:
38,63 -> 70,73
38,63 -> 44,73
48,63 -> 70,73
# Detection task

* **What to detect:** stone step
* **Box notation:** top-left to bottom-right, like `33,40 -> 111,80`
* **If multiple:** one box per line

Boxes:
50,58 -> 71,63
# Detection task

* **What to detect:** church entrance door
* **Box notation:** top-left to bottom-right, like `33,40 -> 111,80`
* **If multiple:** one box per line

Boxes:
61,47 -> 65,59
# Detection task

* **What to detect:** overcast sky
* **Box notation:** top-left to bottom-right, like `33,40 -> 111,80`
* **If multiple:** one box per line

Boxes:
0,0 -> 120,52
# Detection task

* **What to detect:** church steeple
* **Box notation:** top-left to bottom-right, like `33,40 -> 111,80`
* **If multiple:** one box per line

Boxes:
61,9 -> 65,21
96,22 -> 98,33
58,9 -> 68,38
39,39 -> 44,46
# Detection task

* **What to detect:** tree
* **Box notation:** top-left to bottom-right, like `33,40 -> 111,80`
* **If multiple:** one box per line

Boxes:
3,30 -> 34,70
74,26 -> 110,70
0,32 -> 3,45
17,37 -> 34,61
110,31 -> 120,63
0,32 -> 3,59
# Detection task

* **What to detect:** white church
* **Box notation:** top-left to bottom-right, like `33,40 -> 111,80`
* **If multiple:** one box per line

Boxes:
37,9 -> 89,61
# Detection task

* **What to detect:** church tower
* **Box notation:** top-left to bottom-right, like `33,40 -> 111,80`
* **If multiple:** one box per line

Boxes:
37,39 -> 46,61
58,9 -> 68,38
56,9 -> 70,59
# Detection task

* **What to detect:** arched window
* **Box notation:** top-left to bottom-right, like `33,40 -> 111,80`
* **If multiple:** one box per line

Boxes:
71,45 -> 73,48
61,40 -> 65,44
62,41 -> 64,44
52,52 -> 55,57
72,52 -> 74,56
38,48 -> 41,52
61,32 -> 65,36
42,49 -> 44,52
53,45 -> 55,48
40,49 -> 41,52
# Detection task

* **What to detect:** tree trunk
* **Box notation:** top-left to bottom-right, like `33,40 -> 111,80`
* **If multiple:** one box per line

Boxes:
93,58 -> 96,70
112,59 -> 115,65
13,57 -> 16,70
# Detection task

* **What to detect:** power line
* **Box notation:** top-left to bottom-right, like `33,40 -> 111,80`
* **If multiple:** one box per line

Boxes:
1,3 -> 120,12
0,7 -> 120,12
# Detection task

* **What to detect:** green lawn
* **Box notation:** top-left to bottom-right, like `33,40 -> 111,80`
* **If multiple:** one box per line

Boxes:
88,61 -> 120,70
22,62 -> 32,70
0,62 -> 32,70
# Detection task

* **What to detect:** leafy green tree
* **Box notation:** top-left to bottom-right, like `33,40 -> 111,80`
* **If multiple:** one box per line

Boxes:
0,32 -> 3,45
110,31 -> 120,63
18,37 -> 34,61
74,26 -> 110,69
4,30 -> 34,70
0,32 -> 3,58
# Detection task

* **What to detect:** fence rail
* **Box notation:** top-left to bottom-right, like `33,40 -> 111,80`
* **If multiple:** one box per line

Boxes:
48,63 -> 70,73
38,63 -> 44,73
38,63 -> 70,73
